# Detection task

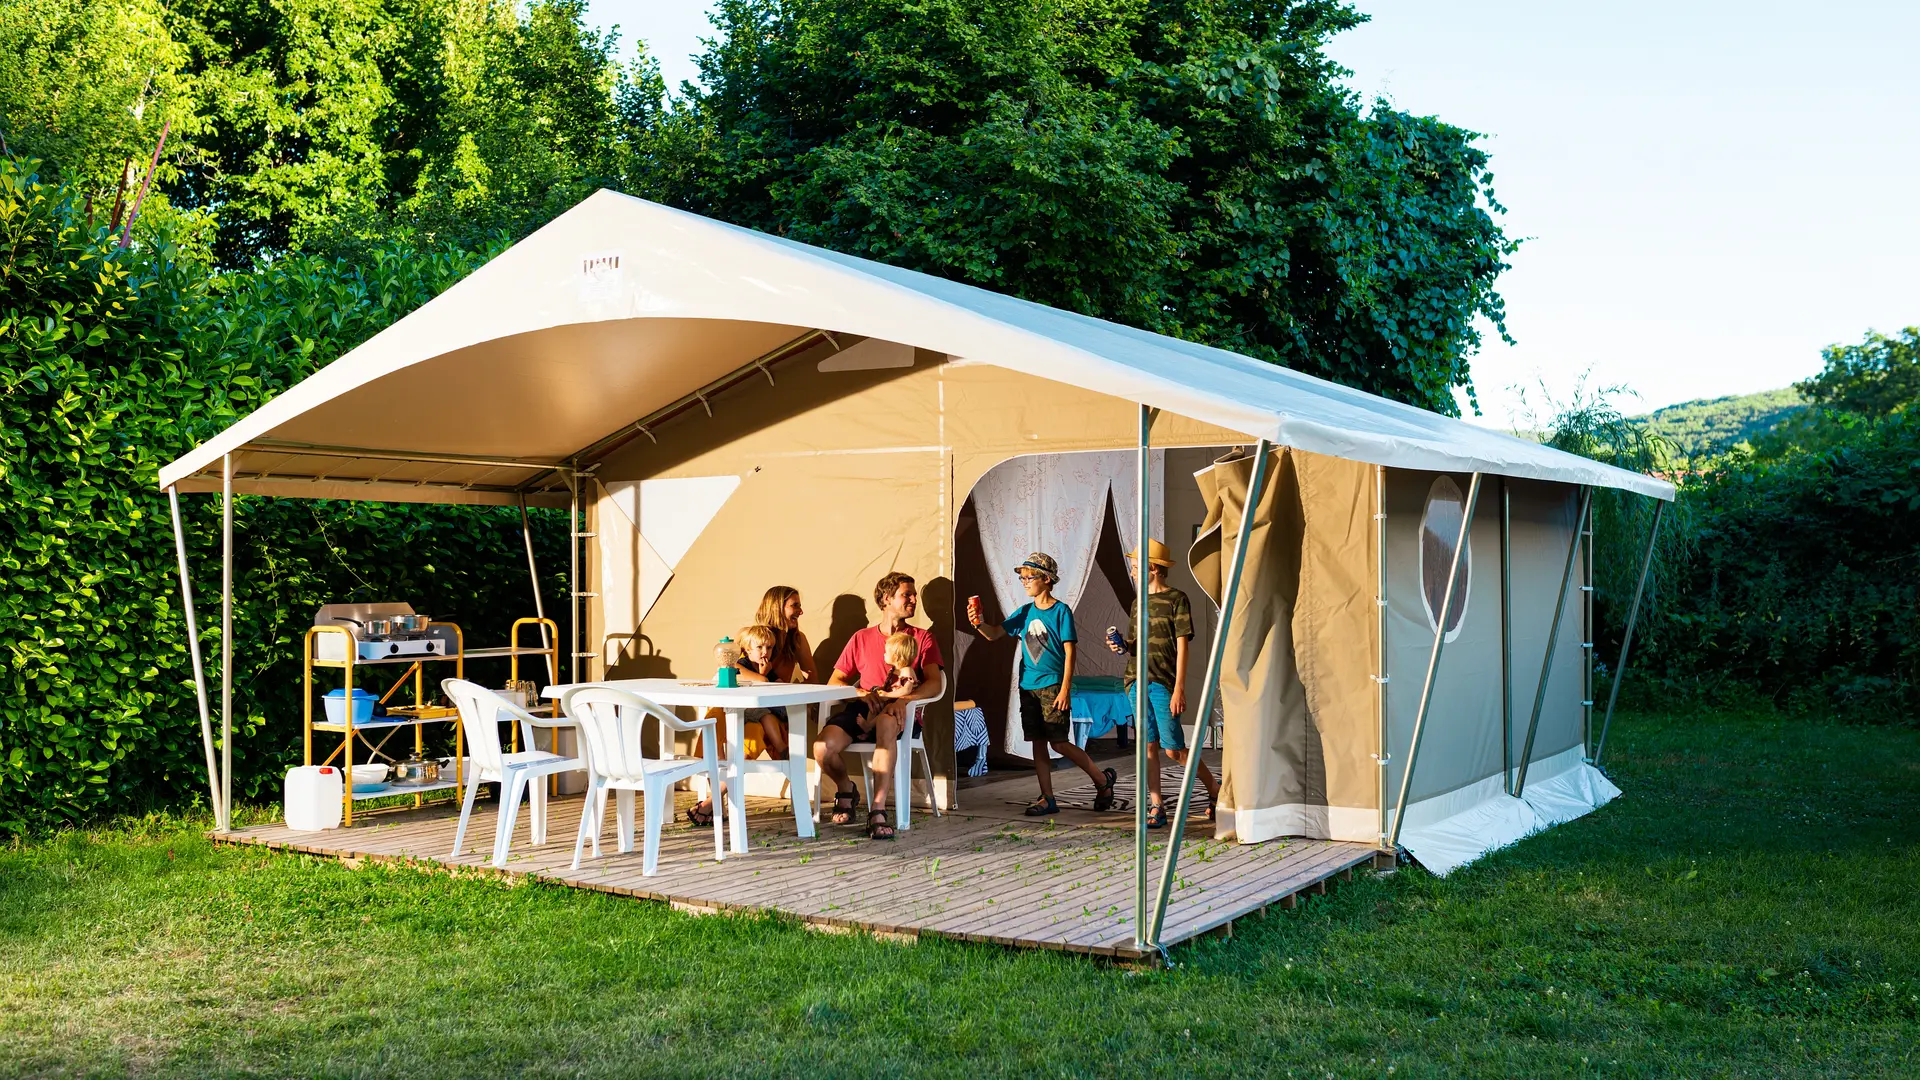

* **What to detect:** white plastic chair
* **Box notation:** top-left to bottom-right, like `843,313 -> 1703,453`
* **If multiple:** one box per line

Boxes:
442,678 -> 584,868
835,669 -> 947,832
561,685 -> 726,876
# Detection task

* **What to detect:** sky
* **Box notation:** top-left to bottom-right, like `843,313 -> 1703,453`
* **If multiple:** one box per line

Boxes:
585,1 -> 1920,427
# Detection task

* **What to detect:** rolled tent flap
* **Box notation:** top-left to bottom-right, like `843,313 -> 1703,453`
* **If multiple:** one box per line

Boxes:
1193,448 -> 1381,844
1191,449 -> 1305,843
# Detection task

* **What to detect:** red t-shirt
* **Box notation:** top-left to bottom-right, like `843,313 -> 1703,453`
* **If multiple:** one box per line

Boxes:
832,625 -> 944,690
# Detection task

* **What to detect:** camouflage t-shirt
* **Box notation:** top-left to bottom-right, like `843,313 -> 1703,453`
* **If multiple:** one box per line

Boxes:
1124,587 -> 1194,689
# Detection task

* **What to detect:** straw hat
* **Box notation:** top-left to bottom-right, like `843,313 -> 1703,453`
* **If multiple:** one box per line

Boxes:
1127,539 -> 1174,567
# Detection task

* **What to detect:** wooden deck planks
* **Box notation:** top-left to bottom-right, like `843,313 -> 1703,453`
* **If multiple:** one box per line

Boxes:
214,791 -> 1376,959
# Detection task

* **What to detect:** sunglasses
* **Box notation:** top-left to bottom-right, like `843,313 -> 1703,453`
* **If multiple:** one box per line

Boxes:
1017,571 -> 1048,582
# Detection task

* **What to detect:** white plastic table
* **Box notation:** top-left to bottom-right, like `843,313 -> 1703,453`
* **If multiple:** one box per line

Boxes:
541,678 -> 860,853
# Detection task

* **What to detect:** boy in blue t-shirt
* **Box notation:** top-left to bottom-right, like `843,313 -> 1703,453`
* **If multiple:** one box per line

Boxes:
967,552 -> 1118,815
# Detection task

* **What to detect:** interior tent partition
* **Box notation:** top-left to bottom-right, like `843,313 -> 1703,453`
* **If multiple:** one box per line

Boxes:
159,188 -> 1673,950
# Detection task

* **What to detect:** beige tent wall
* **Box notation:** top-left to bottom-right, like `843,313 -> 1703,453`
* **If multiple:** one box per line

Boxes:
587,339 -> 1247,804
1192,448 -> 1377,844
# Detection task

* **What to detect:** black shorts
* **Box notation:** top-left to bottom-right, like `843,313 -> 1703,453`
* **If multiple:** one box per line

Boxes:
825,701 -> 873,740
1019,685 -> 1071,743
824,699 -> 921,741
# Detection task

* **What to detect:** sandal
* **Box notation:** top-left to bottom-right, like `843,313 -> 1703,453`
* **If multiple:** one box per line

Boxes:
829,786 -> 858,826
1024,797 -> 1059,817
1145,801 -> 1168,829
1091,767 -> 1118,812
866,808 -> 896,840
686,800 -> 715,827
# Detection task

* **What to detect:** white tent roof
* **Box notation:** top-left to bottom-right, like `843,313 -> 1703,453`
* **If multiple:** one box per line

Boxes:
159,189 -> 1673,503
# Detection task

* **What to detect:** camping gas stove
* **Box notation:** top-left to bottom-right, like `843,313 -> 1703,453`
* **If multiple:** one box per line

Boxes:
312,602 -> 456,664
354,635 -> 445,661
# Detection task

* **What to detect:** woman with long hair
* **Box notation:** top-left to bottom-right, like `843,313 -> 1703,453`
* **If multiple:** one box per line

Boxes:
754,585 -> 816,684
685,587 -> 815,827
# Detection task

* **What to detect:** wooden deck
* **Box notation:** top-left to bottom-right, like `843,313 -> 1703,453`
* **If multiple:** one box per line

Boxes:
215,757 -> 1378,961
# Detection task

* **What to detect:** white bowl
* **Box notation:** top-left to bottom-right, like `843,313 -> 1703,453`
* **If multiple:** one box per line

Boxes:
350,763 -> 389,783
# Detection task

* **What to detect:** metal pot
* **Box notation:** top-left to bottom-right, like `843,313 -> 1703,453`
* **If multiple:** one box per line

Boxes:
332,615 -> 398,638
388,614 -> 433,634
390,753 -> 441,786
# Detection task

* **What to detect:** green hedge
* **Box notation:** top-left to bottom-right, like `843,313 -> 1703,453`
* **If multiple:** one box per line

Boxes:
0,159 -> 565,832
1635,412 -> 1920,716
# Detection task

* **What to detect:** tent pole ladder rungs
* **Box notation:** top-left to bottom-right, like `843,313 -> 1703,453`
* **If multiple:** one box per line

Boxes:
567,473 -> 581,684
1386,471 -> 1483,851
1148,439 -> 1272,947
1374,466 -> 1389,848
1515,487 -> 1591,797
168,487 -> 224,831
1593,499 -> 1665,766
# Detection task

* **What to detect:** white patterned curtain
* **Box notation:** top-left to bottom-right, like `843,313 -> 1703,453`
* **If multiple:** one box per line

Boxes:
1109,449 -> 1167,567
971,450 -> 1163,757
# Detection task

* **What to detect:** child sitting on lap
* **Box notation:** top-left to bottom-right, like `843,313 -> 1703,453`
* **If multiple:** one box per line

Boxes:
871,631 -> 923,732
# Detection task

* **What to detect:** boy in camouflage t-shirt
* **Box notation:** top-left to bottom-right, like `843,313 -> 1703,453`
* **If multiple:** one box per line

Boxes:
1109,539 -> 1221,828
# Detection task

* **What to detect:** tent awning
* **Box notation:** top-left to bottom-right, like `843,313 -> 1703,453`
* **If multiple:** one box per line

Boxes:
160,190 -> 1674,502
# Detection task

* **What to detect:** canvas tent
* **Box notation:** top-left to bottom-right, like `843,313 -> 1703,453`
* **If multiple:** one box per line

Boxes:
159,189 -> 1673,934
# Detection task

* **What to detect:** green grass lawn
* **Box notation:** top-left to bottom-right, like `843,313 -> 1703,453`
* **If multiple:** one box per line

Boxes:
4,708 -> 1916,1079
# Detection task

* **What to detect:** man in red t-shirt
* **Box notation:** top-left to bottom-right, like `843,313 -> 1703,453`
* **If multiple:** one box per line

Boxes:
815,571 -> 944,840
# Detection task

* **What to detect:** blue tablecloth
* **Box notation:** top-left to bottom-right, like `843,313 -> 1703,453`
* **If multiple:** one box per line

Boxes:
1069,675 -> 1133,742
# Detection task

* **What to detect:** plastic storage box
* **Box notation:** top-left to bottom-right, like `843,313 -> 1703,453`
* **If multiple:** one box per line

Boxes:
323,688 -> 378,725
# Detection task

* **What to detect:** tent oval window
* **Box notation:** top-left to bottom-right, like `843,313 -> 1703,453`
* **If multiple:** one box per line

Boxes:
1419,476 -> 1471,641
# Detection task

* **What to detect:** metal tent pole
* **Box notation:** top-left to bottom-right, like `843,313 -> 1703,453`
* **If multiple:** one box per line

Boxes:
519,495 -> 556,686
220,454 -> 234,831
1500,481 -> 1512,794
1514,487 -> 1592,797
1147,440 -> 1271,946
1386,472 -> 1482,851
168,487 -> 223,830
1373,465 -> 1389,849
1132,404 -> 1155,952
1593,500 -> 1665,766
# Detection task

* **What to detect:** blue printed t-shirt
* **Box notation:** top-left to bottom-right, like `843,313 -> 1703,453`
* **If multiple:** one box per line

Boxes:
1003,599 -> 1076,691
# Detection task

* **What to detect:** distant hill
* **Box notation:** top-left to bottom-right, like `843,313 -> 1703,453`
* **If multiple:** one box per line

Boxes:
1635,387 -> 1805,460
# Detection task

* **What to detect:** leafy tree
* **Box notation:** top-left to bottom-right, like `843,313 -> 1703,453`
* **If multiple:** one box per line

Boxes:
665,0 -> 1514,413
1796,327 -> 1920,418
0,0 -> 197,235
